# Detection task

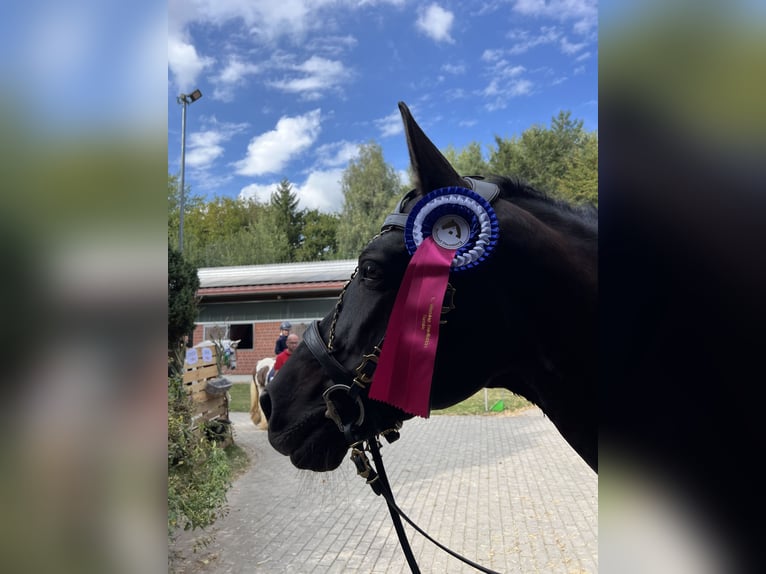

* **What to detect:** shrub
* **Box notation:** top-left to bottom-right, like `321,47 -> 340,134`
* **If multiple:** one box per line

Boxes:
168,246 -> 199,372
167,377 -> 232,538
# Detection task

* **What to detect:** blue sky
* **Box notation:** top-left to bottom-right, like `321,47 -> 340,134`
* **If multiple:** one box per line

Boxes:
168,0 -> 597,213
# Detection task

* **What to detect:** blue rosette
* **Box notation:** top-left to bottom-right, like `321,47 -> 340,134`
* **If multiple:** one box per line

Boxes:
404,186 -> 500,272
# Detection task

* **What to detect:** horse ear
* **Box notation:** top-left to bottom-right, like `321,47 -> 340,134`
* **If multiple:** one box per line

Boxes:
398,101 -> 464,197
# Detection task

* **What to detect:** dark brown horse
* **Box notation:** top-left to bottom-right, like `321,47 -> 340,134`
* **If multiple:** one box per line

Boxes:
261,102 -> 597,473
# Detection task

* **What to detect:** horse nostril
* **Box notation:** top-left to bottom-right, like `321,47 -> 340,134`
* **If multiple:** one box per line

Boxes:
260,390 -> 272,420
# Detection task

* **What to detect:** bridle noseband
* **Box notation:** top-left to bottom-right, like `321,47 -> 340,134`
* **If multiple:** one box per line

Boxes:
303,317 -> 388,445
301,177 -> 502,574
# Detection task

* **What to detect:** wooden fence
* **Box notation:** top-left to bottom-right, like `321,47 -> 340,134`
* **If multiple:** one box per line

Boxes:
182,344 -> 232,448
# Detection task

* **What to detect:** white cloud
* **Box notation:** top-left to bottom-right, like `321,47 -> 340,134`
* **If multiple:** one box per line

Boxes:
305,34 -> 358,57
374,109 -> 404,138
168,34 -> 214,92
445,87 -> 468,101
511,0 -> 597,34
396,169 -> 411,188
507,26 -> 561,55
238,168 -> 346,213
560,37 -> 588,55
441,62 -> 465,75
238,182 -> 276,205
268,56 -> 352,99
294,169 -> 346,212
169,0 -> 316,42
217,57 -> 260,84
211,56 -> 262,101
169,0 -> 410,45
480,41 -> 538,111
315,140 -> 361,168
481,49 -> 504,62
186,130 -> 226,169
234,109 -> 322,176
483,75 -> 533,111
482,78 -> 502,98
500,64 -> 526,78
178,118 -> 249,189
416,4 -> 455,44
510,78 -> 533,95
169,0 -> 409,48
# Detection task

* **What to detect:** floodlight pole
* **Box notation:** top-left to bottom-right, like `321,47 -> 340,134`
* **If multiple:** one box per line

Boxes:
176,89 -> 202,252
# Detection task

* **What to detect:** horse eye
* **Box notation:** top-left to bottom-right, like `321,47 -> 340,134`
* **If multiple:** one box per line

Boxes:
361,261 -> 384,283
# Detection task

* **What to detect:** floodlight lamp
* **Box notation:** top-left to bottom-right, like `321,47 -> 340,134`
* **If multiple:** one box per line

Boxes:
177,89 -> 203,105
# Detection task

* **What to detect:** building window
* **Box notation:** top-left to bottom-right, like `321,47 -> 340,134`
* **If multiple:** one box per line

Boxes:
203,324 -> 228,341
229,324 -> 253,349
201,323 -> 254,350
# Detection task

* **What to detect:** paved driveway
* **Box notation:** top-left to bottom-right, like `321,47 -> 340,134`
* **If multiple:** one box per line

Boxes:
171,408 -> 597,573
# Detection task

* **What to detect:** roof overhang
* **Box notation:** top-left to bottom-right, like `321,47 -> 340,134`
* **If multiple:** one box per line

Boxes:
198,280 -> 348,302
195,259 -> 356,302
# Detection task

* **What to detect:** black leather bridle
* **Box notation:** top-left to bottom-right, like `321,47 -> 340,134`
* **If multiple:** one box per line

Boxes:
302,177 -> 502,574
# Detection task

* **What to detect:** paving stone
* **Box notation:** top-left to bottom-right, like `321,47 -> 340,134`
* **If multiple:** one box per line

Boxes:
170,408 -> 597,573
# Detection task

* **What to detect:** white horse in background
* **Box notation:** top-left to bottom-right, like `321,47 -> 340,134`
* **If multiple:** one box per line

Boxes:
251,357 -> 275,429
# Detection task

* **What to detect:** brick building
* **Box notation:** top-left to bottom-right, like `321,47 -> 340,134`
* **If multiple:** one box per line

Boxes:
192,259 -> 357,376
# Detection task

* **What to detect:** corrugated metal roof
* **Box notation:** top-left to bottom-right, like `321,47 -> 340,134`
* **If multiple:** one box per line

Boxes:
197,281 -> 347,296
197,259 -> 357,288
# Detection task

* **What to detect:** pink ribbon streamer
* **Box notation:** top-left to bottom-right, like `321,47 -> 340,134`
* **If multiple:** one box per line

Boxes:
369,237 -> 456,418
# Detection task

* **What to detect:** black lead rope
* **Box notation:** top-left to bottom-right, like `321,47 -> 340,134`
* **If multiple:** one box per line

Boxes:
366,438 -> 421,573
365,438 -> 502,574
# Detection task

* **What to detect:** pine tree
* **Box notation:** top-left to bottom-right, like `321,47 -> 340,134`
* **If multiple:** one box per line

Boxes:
270,178 -> 304,261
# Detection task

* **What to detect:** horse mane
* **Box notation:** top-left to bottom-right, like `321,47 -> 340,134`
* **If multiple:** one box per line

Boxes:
487,174 -> 597,224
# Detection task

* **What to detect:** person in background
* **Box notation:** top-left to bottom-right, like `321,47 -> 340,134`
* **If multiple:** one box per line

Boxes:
274,334 -> 299,374
274,321 -> 292,355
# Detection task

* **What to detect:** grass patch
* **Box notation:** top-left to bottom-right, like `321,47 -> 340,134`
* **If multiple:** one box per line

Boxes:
224,443 -> 250,478
229,383 -> 529,415
229,383 -> 251,412
432,388 -> 531,415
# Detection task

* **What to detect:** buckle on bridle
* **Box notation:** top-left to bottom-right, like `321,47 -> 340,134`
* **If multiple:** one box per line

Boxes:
322,384 -> 365,432
351,444 -> 380,481
353,346 -> 382,387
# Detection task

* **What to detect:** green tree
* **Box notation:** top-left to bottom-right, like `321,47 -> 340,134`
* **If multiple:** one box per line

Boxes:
180,196 -> 252,264
488,111 -> 597,205
168,173 -> 204,249
187,202 -> 291,267
487,135 -> 521,179
337,142 -> 402,258
270,178 -> 304,260
555,131 -> 598,206
168,246 -> 199,368
295,209 -> 340,261
443,141 -> 489,176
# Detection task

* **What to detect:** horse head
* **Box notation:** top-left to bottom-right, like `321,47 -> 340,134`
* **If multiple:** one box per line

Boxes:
262,102 -> 597,472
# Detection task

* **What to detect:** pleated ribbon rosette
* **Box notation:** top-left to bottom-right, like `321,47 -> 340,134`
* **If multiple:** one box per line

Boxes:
369,187 -> 499,417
